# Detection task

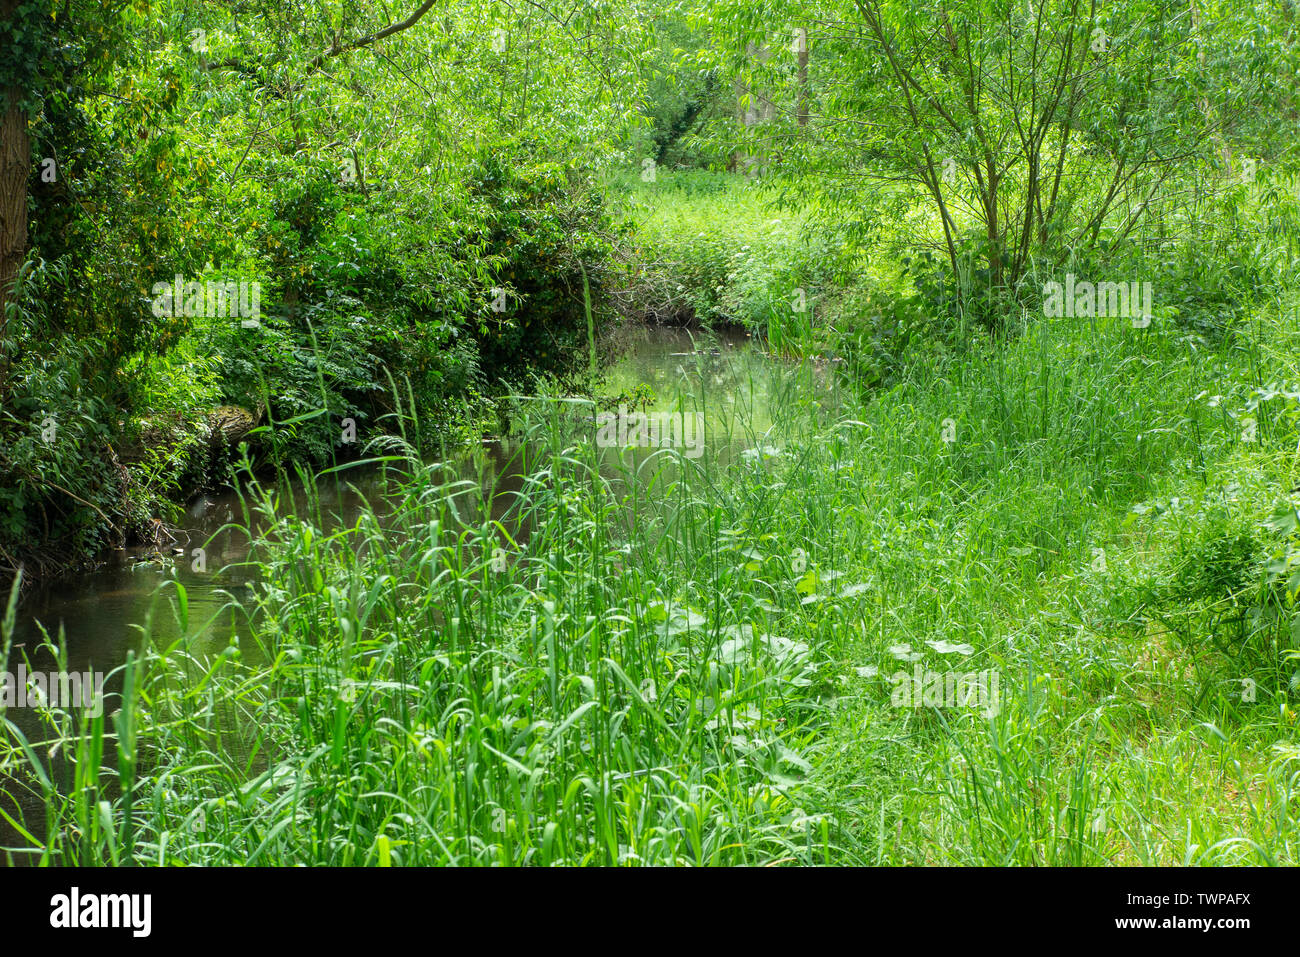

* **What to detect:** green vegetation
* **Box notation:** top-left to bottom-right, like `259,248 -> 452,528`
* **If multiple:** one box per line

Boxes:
3,0 -> 1300,868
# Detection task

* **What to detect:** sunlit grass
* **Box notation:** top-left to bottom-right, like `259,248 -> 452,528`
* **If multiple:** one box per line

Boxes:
5,289 -> 1300,866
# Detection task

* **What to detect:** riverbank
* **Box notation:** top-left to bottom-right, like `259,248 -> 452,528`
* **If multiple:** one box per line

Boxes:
6,288 -> 1300,865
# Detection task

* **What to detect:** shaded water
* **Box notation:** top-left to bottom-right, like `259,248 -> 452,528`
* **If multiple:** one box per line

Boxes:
1,324 -> 831,858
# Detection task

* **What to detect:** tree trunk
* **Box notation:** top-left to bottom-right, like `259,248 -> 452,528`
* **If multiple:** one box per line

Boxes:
733,43 -> 774,175
0,0 -> 31,334
796,30 -> 809,127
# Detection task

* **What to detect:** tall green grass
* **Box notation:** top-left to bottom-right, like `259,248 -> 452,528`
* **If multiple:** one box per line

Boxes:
3,352 -> 860,865
5,286 -> 1300,865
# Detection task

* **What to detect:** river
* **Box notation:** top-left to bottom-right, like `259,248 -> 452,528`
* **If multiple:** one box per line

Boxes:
1,324 -> 838,860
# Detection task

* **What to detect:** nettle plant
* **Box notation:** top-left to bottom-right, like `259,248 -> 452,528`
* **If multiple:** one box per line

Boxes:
1143,498 -> 1299,711
1259,504 -> 1300,699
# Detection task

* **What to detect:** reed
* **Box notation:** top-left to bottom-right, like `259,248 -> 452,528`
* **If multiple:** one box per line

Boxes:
5,287 -> 1300,866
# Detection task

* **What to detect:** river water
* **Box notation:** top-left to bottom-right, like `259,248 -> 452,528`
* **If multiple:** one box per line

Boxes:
1,325 -> 837,859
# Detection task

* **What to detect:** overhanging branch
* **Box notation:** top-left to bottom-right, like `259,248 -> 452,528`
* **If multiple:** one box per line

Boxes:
303,1 -> 439,76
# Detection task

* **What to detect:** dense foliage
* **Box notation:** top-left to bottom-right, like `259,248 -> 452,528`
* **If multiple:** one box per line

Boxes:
3,0 -> 1300,871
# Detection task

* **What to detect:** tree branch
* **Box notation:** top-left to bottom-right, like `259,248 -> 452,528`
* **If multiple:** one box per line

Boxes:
303,1 -> 438,76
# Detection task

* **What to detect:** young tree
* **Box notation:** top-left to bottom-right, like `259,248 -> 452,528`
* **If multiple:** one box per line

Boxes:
704,0 -> 1243,325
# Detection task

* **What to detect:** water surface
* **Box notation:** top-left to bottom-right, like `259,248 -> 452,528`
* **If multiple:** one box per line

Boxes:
1,324 -> 830,859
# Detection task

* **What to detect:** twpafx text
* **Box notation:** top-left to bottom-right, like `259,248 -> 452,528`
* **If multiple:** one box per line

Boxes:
1127,893 -> 1251,907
